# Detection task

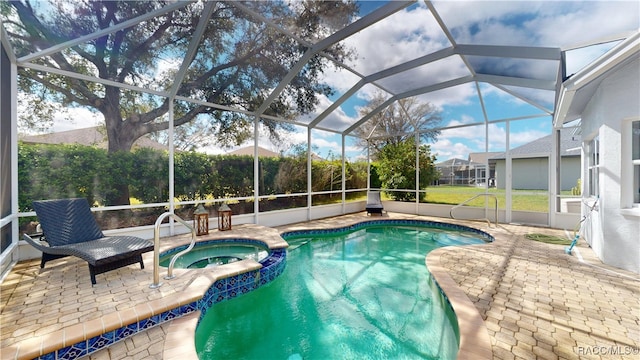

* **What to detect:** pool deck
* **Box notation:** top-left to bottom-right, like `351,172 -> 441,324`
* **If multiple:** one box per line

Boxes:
1,212 -> 638,359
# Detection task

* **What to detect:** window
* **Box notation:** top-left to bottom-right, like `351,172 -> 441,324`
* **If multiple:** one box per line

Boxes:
621,118 -> 640,212
632,121 -> 640,205
1,44 -> 13,255
587,136 -> 599,197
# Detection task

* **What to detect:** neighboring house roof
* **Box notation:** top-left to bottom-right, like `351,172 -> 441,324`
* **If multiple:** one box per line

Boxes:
468,152 -> 501,164
490,131 -> 581,160
227,146 -> 280,157
20,126 -> 166,151
227,146 -> 327,160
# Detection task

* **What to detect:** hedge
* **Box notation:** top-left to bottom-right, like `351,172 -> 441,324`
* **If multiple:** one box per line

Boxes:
18,142 -> 370,212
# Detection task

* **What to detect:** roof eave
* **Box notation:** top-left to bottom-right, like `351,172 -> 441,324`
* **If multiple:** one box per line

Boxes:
553,32 -> 640,128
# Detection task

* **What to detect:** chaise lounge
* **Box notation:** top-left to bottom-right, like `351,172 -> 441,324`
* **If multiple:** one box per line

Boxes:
365,191 -> 384,215
23,198 -> 154,285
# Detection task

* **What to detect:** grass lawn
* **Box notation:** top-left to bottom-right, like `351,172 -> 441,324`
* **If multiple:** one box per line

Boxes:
376,186 -> 558,213
203,186 -> 558,213
423,186 -> 550,212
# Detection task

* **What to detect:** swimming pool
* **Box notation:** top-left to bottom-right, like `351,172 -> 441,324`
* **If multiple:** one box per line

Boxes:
195,220 -> 491,359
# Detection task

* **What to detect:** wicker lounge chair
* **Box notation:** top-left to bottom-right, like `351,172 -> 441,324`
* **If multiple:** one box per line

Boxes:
365,191 -> 384,215
23,198 -> 154,285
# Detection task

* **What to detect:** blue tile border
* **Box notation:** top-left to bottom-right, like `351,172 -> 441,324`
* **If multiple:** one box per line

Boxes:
281,219 -> 494,243
159,238 -> 269,260
39,239 -> 286,360
196,248 -> 286,320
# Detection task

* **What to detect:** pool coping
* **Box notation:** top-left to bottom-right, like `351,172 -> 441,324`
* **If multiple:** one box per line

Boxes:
427,248 -> 493,359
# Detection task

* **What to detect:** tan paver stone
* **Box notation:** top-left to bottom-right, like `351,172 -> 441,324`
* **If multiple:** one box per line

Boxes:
512,345 -> 536,360
87,350 -> 112,360
534,329 -> 558,347
568,319 -> 593,334
492,346 -> 516,360
494,338 -> 514,352
515,331 -> 537,347
499,318 -> 520,333
32,322 -> 64,337
103,341 -> 128,359
533,345 -> 560,360
571,330 -> 599,346
485,318 -> 502,333
495,330 -> 518,346
554,343 -> 578,359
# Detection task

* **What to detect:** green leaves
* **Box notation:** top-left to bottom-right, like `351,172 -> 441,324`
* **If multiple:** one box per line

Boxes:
18,142 -> 370,210
374,138 -> 438,201
10,0 -> 358,155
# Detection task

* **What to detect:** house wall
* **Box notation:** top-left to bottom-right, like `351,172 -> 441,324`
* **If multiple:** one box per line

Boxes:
494,157 -> 580,190
581,57 -> 640,274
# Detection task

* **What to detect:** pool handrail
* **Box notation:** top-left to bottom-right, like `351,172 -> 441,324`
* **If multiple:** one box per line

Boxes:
150,212 -> 197,289
449,193 -> 498,228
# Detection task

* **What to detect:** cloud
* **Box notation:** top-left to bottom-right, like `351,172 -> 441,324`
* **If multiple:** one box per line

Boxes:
416,83 -> 477,109
325,0 -> 639,119
345,3 -> 449,74
431,111 -> 551,161
52,108 -> 103,132
431,138 -> 475,161
298,94 -> 358,131
528,2 -> 640,48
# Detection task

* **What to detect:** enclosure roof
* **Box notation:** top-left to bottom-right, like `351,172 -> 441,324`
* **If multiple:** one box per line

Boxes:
2,1 -> 639,143
554,33 -> 640,127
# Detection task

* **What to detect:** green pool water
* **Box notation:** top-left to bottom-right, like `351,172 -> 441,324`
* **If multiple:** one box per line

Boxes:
195,224 -> 486,359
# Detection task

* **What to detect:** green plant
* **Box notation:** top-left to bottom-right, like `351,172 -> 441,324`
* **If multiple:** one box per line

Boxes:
571,178 -> 582,195
525,233 -> 572,245
375,138 -> 438,201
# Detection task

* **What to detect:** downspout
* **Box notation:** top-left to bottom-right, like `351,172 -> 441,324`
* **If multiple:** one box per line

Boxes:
415,131 -> 420,213
254,115 -> 260,224
307,128 -> 312,221
168,102 -> 175,234
342,135 -> 346,214
506,120 -> 512,223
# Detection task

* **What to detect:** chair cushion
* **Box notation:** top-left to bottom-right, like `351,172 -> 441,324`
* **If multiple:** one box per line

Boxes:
367,191 -> 382,205
33,198 -> 104,247
59,236 -> 154,266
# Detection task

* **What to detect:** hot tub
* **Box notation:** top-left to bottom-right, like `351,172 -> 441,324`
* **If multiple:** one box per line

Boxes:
159,239 -> 270,269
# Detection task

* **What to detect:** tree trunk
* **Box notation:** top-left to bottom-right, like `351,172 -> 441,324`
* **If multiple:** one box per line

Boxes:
103,89 -> 138,206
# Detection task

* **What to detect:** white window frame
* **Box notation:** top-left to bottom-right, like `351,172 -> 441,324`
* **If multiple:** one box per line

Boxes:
621,117 -> 640,214
587,135 -> 600,198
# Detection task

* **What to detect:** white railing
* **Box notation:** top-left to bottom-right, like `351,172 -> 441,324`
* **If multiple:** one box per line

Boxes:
149,212 -> 196,289
449,194 -> 499,227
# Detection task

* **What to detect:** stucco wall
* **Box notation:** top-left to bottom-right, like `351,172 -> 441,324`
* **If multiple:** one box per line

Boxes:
581,57 -> 640,274
494,156 -> 580,190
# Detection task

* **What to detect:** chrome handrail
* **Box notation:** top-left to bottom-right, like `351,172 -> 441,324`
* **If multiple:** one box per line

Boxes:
150,212 -> 197,289
449,193 -> 498,227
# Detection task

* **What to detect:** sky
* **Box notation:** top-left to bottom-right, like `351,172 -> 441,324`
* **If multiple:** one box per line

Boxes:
26,0 -> 640,162
294,0 -> 639,162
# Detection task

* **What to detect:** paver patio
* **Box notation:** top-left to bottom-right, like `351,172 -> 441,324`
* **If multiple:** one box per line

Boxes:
1,213 -> 638,359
